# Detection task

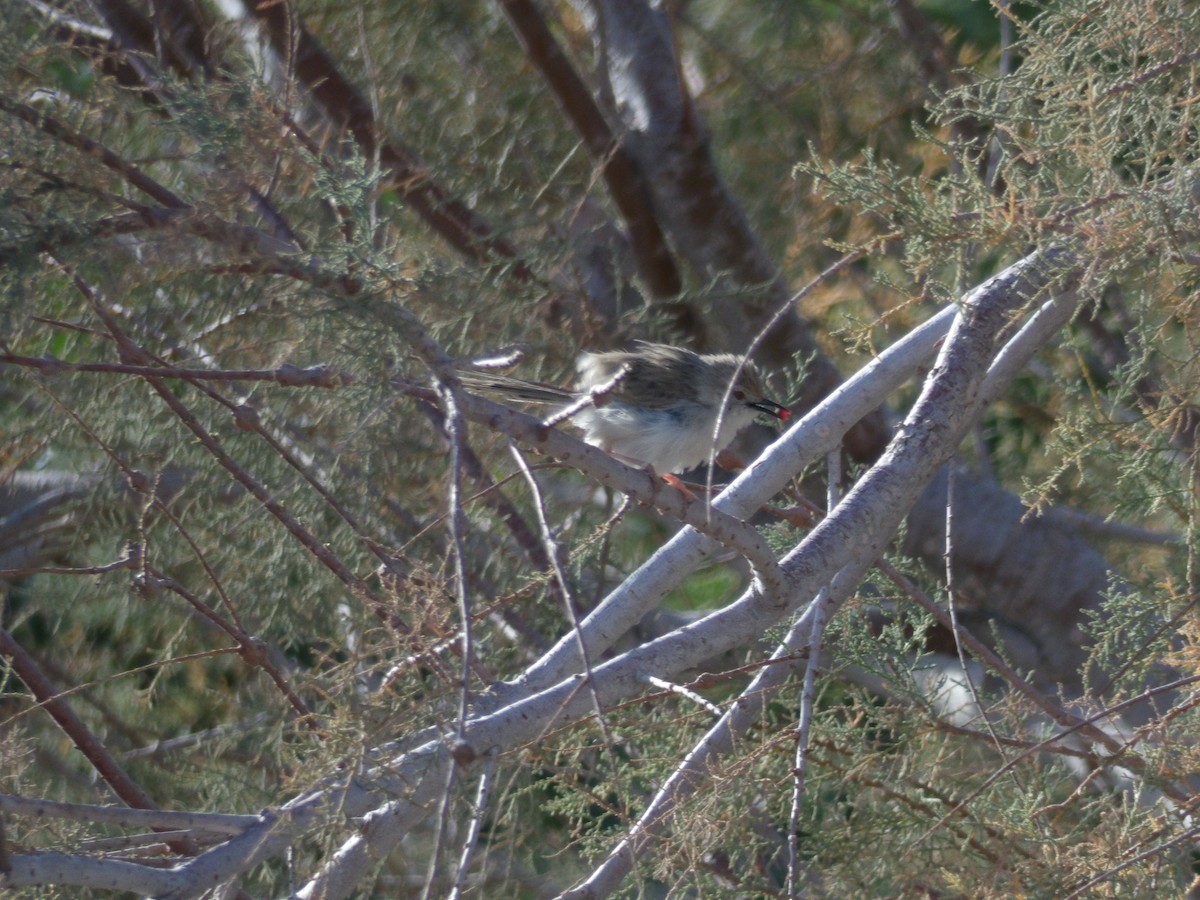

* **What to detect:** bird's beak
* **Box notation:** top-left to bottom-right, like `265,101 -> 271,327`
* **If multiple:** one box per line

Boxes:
748,399 -> 791,422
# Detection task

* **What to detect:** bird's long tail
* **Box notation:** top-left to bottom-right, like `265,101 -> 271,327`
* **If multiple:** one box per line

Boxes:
456,370 -> 574,405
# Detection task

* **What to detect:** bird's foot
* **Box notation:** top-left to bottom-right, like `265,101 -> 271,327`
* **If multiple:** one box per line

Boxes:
660,472 -> 700,500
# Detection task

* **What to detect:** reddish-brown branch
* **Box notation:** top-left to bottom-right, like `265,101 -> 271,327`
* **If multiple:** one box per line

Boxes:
413,399 -> 557,581
144,0 -> 215,80
246,0 -> 534,277
139,567 -> 315,723
0,354 -> 351,388
44,267 -> 507,691
0,97 -> 187,210
89,0 -> 209,81
65,273 -> 404,632
0,628 -> 161,812
498,0 -> 682,298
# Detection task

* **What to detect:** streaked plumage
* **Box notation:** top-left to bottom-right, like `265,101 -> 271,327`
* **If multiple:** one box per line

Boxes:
459,342 -> 790,474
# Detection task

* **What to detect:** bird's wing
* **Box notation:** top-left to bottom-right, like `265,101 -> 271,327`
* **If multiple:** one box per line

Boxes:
457,370 -> 575,405
580,344 -> 701,410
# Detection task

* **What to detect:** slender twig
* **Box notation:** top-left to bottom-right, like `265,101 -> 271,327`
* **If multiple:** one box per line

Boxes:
641,676 -> 723,716
412,398 -> 561,602
402,384 -> 790,596
448,751 -> 498,899
878,559 -> 1121,749
14,373 -> 314,721
786,449 -> 841,894
904,674 -> 1200,855
140,566 -> 314,722
0,354 -> 350,387
0,97 -> 187,208
1065,822 -> 1200,898
0,544 -> 140,578
421,371 -> 475,900
121,715 -> 273,760
72,274 -> 387,616
0,793 -> 255,834
941,460 -> 1036,828
704,245 -> 874,500
245,0 -> 535,276
508,443 -> 632,802
541,363 -> 630,428
811,739 -> 1022,867
943,465 -> 983,730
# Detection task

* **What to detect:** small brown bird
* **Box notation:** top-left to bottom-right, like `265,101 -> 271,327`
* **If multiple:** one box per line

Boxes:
460,343 -> 790,474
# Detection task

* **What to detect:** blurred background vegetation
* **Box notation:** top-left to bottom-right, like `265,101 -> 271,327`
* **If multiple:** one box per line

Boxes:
3,0 -> 1200,895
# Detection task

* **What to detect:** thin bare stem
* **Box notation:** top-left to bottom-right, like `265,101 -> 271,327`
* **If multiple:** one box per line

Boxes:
448,751 -> 498,900
0,354 -> 350,387
786,449 -> 842,895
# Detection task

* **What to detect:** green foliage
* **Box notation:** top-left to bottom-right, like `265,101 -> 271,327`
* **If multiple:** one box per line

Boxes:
4,0 -> 1200,896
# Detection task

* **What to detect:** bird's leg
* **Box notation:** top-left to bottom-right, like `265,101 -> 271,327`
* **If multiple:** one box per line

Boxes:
660,472 -> 699,500
598,445 -> 699,499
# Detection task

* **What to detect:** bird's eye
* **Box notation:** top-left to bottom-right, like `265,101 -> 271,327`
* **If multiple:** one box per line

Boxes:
733,389 -> 746,401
